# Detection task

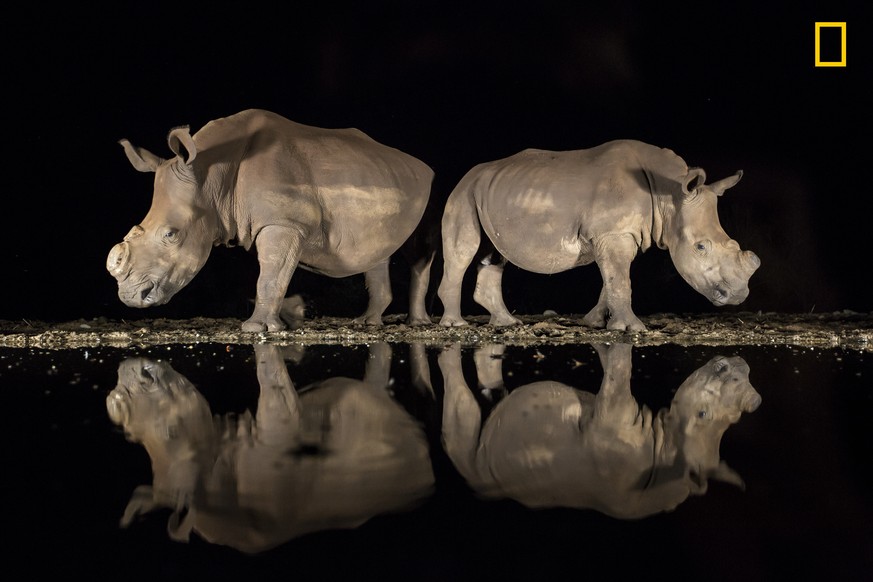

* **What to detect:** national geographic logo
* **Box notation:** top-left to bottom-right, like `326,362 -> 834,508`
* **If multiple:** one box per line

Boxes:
815,22 -> 846,67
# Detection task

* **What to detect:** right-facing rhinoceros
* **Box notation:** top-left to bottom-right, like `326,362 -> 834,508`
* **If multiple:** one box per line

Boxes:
107,109 -> 435,332
437,140 -> 761,331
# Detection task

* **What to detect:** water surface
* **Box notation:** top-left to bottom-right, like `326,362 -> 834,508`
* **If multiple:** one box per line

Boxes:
2,341 -> 870,580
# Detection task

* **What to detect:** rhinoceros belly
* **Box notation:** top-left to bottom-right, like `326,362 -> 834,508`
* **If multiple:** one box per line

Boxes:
478,202 -> 594,274
298,184 -> 426,276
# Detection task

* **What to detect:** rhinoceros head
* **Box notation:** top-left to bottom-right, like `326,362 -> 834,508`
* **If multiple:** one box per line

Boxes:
107,127 -> 216,308
666,355 -> 761,491
667,169 -> 761,307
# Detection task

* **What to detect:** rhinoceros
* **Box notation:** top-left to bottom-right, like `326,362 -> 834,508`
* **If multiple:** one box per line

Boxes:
106,342 -> 434,554
106,109 -> 435,331
437,140 -> 761,331
439,342 -> 762,519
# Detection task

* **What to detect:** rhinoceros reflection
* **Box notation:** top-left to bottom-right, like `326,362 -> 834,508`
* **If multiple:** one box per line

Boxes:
439,342 -> 761,519
106,342 -> 434,554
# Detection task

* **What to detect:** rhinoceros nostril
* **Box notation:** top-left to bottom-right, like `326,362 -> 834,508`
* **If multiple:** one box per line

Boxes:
140,283 -> 154,302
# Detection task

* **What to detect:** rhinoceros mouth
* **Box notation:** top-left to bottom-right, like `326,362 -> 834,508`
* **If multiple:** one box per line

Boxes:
119,280 -> 169,307
710,282 -> 733,306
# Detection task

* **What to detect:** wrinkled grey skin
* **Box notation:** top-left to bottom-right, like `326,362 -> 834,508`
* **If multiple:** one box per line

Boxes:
106,343 -> 434,554
107,109 -> 435,331
439,342 -> 761,519
438,140 -> 761,331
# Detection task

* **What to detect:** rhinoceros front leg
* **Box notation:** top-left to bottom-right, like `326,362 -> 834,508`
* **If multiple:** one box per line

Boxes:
352,259 -> 392,326
583,234 -> 646,332
244,225 -> 305,332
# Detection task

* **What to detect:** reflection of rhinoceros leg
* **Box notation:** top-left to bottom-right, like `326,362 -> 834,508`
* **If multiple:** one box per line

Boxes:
353,259 -> 392,325
474,344 -> 507,401
409,343 -> 434,398
364,342 -> 393,388
438,343 -> 482,482
254,344 -> 301,446
591,342 -> 639,425
583,234 -> 646,332
473,254 -> 522,327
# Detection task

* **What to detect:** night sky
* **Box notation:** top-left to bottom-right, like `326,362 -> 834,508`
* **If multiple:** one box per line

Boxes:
5,1 -> 867,323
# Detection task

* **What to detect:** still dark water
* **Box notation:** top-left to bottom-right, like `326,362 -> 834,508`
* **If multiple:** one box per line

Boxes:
2,341 -> 871,581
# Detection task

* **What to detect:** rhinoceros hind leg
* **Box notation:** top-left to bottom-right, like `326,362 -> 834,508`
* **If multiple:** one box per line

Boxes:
353,260 -> 392,326
406,253 -> 435,326
438,189 -> 483,327
474,257 -> 521,327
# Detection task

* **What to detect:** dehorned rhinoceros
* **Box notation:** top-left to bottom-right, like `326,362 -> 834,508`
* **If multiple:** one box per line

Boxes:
437,140 -> 761,331
439,342 -> 762,519
106,109 -> 435,331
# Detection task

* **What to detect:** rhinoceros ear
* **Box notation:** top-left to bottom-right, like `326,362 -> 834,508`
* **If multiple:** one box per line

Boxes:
709,460 -> 746,490
681,167 -> 707,197
709,170 -> 743,196
119,139 -> 165,173
167,125 -> 197,165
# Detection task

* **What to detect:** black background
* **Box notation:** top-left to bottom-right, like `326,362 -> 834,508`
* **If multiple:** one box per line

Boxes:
4,1 -> 868,323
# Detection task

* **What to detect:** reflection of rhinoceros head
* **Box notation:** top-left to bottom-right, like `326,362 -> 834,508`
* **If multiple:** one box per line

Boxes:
107,358 -> 217,514
664,355 -> 762,491
667,169 -> 760,307
106,129 -> 217,308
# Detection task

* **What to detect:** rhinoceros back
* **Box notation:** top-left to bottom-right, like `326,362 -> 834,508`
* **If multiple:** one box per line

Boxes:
195,109 -> 433,274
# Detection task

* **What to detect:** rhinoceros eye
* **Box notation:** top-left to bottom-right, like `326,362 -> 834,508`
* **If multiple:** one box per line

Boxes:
697,409 -> 709,419
694,240 -> 711,256
162,228 -> 180,243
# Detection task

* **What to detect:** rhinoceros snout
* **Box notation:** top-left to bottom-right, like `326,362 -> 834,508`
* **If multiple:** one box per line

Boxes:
742,250 -> 761,272
107,242 -> 130,279
743,392 -> 762,413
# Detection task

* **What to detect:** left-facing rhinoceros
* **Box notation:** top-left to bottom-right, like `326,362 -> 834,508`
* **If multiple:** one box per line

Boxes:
107,109 -> 434,331
438,140 -> 761,331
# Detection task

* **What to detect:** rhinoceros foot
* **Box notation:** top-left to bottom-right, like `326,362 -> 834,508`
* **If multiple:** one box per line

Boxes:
582,308 -> 607,329
438,315 -> 469,327
242,316 -> 287,333
583,306 -> 646,332
488,313 -> 523,327
405,314 -> 434,326
352,313 -> 384,326
607,317 -> 647,332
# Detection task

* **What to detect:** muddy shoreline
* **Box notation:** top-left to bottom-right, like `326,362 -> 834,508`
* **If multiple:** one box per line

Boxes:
2,311 -> 871,351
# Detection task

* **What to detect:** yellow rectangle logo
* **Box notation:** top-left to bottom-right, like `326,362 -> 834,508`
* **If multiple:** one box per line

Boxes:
815,22 -> 847,67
